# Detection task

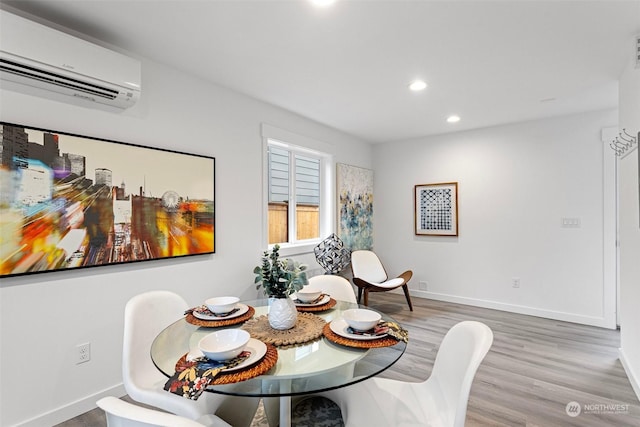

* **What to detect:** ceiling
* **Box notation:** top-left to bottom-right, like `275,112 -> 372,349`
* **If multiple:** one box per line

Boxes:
2,0 -> 639,143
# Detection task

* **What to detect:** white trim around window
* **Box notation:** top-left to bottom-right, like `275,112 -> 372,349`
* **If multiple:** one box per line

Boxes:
261,124 -> 335,256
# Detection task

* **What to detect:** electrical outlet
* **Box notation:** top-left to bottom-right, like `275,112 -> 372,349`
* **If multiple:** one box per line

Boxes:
561,217 -> 581,228
512,277 -> 520,288
418,281 -> 428,291
76,342 -> 91,364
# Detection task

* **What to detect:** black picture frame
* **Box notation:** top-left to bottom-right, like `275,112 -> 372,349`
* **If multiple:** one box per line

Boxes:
0,122 -> 215,278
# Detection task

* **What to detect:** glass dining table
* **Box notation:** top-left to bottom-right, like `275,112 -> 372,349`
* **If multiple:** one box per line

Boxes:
151,299 -> 407,427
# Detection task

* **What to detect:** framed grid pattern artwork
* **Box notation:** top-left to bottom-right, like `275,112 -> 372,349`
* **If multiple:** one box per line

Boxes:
414,182 -> 458,236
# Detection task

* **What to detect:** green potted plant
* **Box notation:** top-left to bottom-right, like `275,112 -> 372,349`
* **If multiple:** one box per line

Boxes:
254,244 -> 308,329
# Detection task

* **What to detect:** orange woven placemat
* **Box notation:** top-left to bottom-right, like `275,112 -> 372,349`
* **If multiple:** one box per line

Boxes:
296,298 -> 337,312
241,312 -> 326,348
174,342 -> 278,385
185,306 -> 255,327
322,322 -> 400,348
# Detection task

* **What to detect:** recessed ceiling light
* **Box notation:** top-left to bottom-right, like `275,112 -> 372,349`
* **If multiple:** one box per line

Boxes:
310,0 -> 336,7
409,80 -> 427,91
447,115 -> 461,123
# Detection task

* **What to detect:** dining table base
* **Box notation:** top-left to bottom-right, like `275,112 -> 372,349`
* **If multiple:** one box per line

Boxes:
261,379 -> 293,427
279,380 -> 292,427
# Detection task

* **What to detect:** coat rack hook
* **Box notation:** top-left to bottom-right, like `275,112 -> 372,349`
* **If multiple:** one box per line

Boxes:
619,133 -> 634,144
610,142 -> 623,155
608,129 -> 638,157
613,137 -> 628,150
621,128 -> 637,141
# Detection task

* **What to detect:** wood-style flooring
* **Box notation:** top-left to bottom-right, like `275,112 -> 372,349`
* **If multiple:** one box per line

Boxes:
55,293 -> 640,426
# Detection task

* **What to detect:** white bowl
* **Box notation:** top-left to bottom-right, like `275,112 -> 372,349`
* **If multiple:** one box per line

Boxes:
205,296 -> 240,314
295,288 -> 322,303
342,308 -> 382,331
198,329 -> 250,361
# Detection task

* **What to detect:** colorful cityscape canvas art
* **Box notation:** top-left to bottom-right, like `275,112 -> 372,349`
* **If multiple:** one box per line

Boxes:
0,122 -> 215,277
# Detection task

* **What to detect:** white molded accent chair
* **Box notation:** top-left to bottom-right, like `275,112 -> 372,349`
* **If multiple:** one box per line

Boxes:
306,274 -> 357,303
321,321 -> 493,427
350,250 -> 413,310
96,396 -> 230,427
123,291 -> 258,427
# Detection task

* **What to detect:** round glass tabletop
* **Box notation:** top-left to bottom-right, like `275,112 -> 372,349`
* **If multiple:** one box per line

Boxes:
151,299 -> 407,397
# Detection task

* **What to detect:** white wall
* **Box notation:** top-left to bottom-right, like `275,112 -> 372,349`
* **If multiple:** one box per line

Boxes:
0,56 -> 372,426
618,56 -> 640,401
373,110 -> 618,327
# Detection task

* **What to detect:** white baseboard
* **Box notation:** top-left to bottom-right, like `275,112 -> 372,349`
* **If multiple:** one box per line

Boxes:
14,384 -> 125,427
618,348 -> 640,402
410,290 -> 617,329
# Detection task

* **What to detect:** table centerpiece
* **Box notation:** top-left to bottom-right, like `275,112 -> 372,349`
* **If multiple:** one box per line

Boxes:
254,244 -> 308,330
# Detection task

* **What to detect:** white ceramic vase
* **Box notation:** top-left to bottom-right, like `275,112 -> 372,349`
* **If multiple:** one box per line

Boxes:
268,297 -> 298,330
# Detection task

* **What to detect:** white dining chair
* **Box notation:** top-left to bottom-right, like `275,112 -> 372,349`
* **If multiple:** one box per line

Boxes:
350,250 -> 413,310
320,321 -> 494,427
306,274 -> 357,304
96,396 -> 229,427
123,290 -> 259,427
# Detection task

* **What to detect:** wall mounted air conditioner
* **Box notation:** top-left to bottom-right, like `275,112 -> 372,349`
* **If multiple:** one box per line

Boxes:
0,9 -> 141,110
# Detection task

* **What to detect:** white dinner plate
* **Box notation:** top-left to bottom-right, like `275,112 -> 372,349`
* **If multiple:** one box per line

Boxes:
293,294 -> 331,307
223,338 -> 268,372
193,303 -> 249,321
329,318 -> 388,341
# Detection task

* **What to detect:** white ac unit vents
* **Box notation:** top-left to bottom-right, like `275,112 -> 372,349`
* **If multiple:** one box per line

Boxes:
0,9 -> 141,110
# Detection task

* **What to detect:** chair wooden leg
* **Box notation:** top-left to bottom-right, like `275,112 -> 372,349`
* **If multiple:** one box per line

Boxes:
363,288 -> 369,306
402,284 -> 413,311
357,287 -> 363,304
